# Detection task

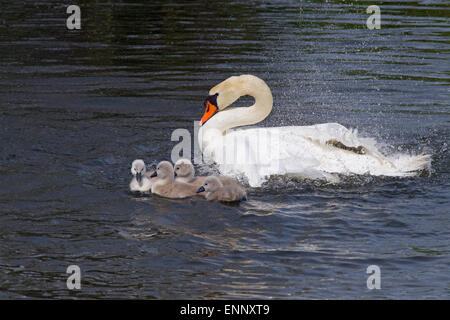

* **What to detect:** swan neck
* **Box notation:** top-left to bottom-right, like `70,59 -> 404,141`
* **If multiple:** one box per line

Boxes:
208,76 -> 273,133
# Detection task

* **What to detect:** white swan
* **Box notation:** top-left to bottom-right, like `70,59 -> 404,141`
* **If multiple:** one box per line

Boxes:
198,75 -> 431,187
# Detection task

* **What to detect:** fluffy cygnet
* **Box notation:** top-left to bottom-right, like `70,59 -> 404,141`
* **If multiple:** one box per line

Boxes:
150,161 -> 199,199
174,158 -> 237,189
130,159 -> 155,192
196,176 -> 247,202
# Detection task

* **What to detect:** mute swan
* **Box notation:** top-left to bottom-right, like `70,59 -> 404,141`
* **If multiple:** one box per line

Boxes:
174,158 -> 238,188
196,176 -> 247,202
130,159 -> 154,192
150,161 -> 199,199
198,75 -> 431,187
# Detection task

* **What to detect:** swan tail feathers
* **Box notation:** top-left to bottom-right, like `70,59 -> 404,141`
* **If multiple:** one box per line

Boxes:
390,153 -> 432,176
407,154 -> 432,172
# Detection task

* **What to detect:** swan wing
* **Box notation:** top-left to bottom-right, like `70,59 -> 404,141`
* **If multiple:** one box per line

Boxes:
201,123 -> 430,187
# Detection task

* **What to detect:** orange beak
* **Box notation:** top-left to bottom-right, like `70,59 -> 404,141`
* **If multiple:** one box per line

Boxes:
200,100 -> 218,126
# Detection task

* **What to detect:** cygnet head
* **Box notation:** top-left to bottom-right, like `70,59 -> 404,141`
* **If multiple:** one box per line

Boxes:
151,161 -> 174,181
131,159 -> 146,182
174,158 -> 194,179
196,176 -> 223,194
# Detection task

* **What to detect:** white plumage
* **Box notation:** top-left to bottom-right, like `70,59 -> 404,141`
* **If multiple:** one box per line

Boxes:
198,75 -> 431,187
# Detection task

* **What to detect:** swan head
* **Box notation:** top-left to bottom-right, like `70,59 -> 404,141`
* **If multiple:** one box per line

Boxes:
201,75 -> 250,126
131,159 -> 146,182
151,161 -> 174,181
196,176 -> 223,194
200,75 -> 272,126
174,158 -> 194,178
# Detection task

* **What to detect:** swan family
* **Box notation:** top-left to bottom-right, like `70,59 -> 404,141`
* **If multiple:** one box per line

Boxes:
130,158 -> 247,202
130,74 -> 431,199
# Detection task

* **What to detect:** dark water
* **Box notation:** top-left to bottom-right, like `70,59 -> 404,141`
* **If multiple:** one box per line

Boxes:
0,0 -> 449,299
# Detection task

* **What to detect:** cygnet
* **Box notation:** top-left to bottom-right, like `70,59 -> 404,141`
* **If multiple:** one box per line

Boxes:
174,158 -> 237,189
130,159 -> 155,192
196,176 -> 247,202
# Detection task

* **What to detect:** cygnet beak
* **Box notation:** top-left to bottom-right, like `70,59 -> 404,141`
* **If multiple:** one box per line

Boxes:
136,172 -> 142,182
196,186 -> 205,193
150,171 -> 157,178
